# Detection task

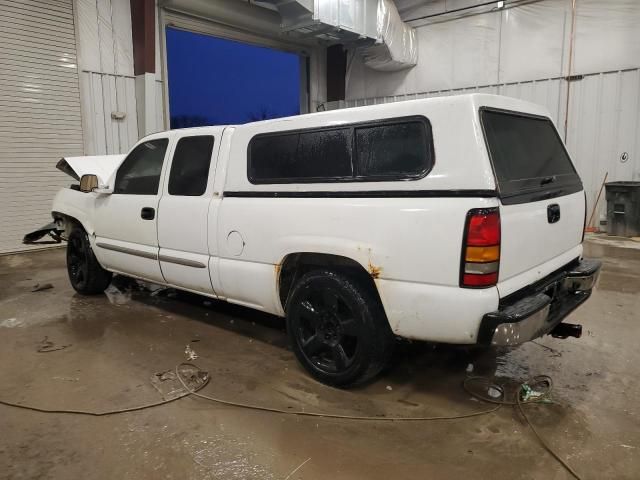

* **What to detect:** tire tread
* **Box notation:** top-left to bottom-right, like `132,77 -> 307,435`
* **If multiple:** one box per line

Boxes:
67,227 -> 112,295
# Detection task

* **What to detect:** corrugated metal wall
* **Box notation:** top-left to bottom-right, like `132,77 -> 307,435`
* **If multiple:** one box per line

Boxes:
0,0 -> 84,254
76,0 -> 140,154
567,69 -> 640,224
79,72 -> 138,154
337,68 -> 640,223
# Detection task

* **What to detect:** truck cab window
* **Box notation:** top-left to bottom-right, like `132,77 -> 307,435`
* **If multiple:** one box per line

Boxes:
114,139 -> 169,195
168,135 -> 215,196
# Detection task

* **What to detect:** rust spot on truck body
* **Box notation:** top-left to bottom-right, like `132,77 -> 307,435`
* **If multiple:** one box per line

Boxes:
368,261 -> 382,279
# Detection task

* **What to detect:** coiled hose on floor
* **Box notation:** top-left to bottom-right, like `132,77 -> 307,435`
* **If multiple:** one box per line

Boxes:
0,364 -> 581,479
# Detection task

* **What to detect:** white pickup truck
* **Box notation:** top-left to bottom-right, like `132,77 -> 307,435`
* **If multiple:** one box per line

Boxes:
48,94 -> 600,386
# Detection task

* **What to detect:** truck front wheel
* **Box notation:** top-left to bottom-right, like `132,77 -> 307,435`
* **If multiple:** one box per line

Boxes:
66,226 -> 112,295
286,269 -> 394,387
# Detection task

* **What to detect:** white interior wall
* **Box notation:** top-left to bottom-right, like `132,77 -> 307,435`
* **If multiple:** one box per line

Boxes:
345,0 -> 640,227
75,0 -> 141,155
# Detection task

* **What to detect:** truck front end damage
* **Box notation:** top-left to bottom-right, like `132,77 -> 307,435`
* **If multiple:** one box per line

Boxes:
23,154 -> 125,245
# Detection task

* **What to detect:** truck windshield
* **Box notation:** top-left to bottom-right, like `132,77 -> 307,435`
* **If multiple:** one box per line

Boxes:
480,109 -> 582,204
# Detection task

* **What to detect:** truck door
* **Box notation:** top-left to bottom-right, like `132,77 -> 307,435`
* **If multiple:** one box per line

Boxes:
157,131 -> 221,295
93,136 -> 171,283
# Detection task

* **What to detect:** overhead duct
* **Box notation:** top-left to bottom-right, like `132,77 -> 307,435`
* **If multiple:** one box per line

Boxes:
361,0 -> 417,71
266,0 -> 417,70
160,0 -> 417,71
260,0 -> 378,42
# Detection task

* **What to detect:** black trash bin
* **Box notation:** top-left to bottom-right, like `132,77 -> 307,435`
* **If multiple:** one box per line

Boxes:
605,181 -> 640,237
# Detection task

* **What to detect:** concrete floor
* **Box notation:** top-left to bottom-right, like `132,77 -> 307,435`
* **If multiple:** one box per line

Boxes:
0,239 -> 638,479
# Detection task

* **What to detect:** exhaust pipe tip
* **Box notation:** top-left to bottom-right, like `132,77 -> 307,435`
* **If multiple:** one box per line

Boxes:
550,322 -> 582,339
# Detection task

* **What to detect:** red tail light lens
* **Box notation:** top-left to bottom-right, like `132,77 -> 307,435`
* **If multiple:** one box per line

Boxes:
462,272 -> 499,287
460,208 -> 500,288
467,211 -> 501,245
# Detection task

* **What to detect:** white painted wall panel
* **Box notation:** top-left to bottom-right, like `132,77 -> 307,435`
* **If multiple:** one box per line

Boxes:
117,75 -> 139,146
96,0 -> 116,74
499,78 -> 565,126
0,0 -> 84,254
347,10 -> 502,98
79,71 -> 139,155
155,79 -> 165,132
499,0 -> 570,83
155,0 -> 163,81
77,0 -> 134,76
566,69 -> 640,226
76,0 -> 101,72
75,0 -> 138,155
447,12 -> 501,88
573,0 -> 640,76
112,0 -> 134,76
347,0 -> 640,99
411,21 -> 456,91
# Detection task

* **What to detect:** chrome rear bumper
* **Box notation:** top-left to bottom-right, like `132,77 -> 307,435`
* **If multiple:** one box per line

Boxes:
478,258 -> 601,346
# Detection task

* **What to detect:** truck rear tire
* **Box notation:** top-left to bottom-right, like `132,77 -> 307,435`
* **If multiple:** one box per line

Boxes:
66,226 -> 112,295
286,269 -> 394,387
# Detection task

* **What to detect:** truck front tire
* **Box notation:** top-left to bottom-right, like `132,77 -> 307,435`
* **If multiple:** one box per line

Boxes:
286,269 -> 394,387
66,226 -> 112,295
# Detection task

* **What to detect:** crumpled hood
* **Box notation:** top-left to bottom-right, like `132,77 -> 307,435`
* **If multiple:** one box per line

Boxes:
56,154 -> 126,185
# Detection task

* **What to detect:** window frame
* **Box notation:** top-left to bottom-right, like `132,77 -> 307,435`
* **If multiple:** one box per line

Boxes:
167,134 -> 216,197
478,107 -> 582,205
113,137 -> 170,195
247,115 -> 434,184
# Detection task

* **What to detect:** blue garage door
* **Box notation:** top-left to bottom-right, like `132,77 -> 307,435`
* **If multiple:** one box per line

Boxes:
166,27 -> 301,128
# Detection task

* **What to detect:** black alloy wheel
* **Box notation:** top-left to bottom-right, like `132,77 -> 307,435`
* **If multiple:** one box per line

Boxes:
66,226 -> 112,295
296,288 -> 360,373
67,229 -> 89,288
286,269 -> 394,387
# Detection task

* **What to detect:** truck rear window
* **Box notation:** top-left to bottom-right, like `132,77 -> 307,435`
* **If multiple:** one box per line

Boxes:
480,109 -> 582,204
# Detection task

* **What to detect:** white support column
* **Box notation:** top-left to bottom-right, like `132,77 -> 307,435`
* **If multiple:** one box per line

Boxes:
135,72 -> 158,135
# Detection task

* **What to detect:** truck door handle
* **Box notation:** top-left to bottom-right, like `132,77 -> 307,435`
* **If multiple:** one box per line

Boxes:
140,207 -> 155,220
547,204 -> 560,224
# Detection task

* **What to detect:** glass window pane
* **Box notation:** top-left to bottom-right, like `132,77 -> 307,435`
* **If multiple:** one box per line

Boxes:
168,136 -> 215,196
249,133 -> 299,182
481,110 -> 577,194
295,129 -> 352,178
249,128 -> 351,182
355,122 -> 430,178
114,139 -> 169,195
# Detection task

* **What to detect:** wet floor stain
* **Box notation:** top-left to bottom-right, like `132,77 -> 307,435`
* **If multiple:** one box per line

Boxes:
0,248 -> 639,479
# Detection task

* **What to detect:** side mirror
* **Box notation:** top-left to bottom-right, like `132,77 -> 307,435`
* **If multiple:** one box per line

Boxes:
79,174 -> 113,194
79,174 -> 98,193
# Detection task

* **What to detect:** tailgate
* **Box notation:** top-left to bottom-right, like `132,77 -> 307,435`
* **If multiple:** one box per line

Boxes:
480,108 -> 585,294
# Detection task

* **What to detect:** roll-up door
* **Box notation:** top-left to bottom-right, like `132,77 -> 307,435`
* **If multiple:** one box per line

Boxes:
0,0 -> 84,254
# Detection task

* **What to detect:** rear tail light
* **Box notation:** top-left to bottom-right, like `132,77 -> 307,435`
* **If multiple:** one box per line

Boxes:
460,208 -> 500,288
